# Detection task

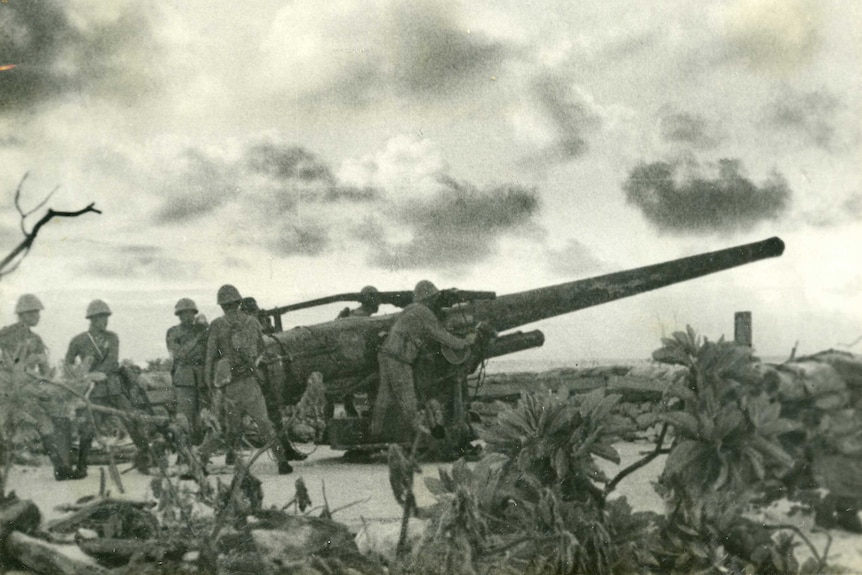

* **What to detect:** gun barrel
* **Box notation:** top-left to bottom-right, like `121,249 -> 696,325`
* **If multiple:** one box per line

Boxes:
468,236 -> 785,332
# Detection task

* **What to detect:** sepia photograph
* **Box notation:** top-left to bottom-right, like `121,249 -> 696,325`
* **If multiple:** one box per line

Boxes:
1,1 -> 861,573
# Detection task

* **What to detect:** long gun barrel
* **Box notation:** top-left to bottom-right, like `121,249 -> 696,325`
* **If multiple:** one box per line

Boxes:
465,236 -> 785,332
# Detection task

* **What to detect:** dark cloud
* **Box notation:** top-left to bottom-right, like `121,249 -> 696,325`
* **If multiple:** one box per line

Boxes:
268,222 -> 330,257
764,89 -> 841,150
82,245 -> 200,279
0,2 -> 158,114
154,149 -> 237,223
389,3 -> 509,96
659,111 -> 719,149
527,75 -> 603,164
246,143 -> 336,184
155,141 -> 381,225
545,239 -> 607,277
623,159 -> 791,234
364,177 -> 540,270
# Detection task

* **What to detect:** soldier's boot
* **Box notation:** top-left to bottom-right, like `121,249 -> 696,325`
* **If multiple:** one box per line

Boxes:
280,437 -> 307,461
49,418 -> 87,481
76,434 -> 93,478
41,434 -> 74,481
225,449 -> 237,466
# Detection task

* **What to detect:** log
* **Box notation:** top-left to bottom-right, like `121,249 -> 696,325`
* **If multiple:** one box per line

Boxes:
0,497 -> 41,544
77,537 -> 180,563
46,497 -> 157,537
5,531 -> 109,575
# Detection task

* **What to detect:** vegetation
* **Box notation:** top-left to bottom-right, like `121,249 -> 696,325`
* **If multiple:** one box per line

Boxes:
392,327 -> 839,574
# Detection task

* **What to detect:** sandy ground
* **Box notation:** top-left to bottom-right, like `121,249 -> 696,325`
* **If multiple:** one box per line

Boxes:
7,441 -> 862,571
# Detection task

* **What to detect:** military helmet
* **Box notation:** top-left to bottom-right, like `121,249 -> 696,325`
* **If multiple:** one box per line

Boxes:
413,280 -> 439,303
15,294 -> 44,314
175,298 -> 198,315
359,285 -> 380,304
216,284 -> 242,305
85,299 -> 112,318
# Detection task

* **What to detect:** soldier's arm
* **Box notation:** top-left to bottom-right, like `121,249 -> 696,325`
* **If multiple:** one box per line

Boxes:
64,337 -> 79,365
420,307 -> 473,350
166,327 -> 181,359
204,324 -> 218,388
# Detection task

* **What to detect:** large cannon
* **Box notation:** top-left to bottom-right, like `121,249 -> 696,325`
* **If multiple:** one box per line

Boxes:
260,236 -> 785,451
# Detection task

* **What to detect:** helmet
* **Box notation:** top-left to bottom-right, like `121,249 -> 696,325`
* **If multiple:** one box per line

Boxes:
15,294 -> 44,314
359,285 -> 380,304
216,284 -> 242,305
85,299 -> 112,318
413,280 -> 439,303
240,297 -> 259,313
174,298 -> 198,315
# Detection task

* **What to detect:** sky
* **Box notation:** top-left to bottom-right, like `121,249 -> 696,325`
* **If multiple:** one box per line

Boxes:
1,0 -> 860,365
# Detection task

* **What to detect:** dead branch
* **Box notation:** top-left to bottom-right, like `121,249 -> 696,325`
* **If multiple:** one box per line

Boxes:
1,174 -> 101,278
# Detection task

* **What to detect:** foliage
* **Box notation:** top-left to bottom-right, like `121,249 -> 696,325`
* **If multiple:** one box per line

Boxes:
0,348 -> 99,497
396,327 -> 837,575
145,357 -> 173,373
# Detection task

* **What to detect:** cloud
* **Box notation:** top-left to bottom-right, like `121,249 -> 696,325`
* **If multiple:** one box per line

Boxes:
81,244 -> 201,279
544,239 -> 607,277
719,0 -> 821,71
267,222 -> 330,257
800,191 -> 862,228
363,175 -> 540,270
153,149 -> 238,223
763,88 -> 842,150
513,75 -> 604,167
0,1 -> 160,114
387,2 -> 509,96
261,0 -> 510,104
659,111 -> 719,149
623,159 -> 791,234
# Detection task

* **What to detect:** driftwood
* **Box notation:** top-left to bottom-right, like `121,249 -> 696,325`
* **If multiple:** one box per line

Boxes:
77,537 -> 185,563
0,497 -> 41,543
46,497 -> 158,538
6,531 -> 109,575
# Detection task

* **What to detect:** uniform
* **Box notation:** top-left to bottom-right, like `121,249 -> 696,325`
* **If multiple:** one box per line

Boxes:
199,312 -> 288,467
66,329 -> 151,471
166,322 -> 208,442
0,322 -> 77,477
371,301 -> 471,441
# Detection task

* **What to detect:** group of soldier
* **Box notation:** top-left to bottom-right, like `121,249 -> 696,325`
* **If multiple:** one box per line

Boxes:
0,278 -> 477,482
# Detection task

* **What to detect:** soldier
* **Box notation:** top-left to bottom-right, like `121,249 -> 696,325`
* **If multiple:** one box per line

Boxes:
166,298 -> 208,445
336,285 -> 380,319
200,284 -> 294,474
66,300 -> 152,474
330,286 -> 382,419
0,295 -> 84,480
371,280 -> 475,442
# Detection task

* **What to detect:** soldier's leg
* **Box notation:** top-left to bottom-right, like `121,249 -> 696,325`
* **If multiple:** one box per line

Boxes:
106,393 -> 152,470
373,357 -> 416,442
174,385 -> 200,445
230,378 -> 292,474
32,406 -> 75,480
75,407 -> 95,476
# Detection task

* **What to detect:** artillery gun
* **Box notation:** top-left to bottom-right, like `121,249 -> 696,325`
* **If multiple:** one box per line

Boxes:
258,236 -> 785,454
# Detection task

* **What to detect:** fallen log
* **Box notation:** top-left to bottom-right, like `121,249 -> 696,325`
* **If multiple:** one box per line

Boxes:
46,497 -> 158,539
0,497 -> 41,544
77,537 -> 186,564
6,531 -> 109,575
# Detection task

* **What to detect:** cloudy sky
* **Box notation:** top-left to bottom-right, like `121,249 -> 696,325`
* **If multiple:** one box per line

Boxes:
1,0 -> 860,364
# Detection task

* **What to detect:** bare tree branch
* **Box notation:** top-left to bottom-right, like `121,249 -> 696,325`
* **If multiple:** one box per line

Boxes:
23,184 -> 60,218
1,201 -> 101,278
